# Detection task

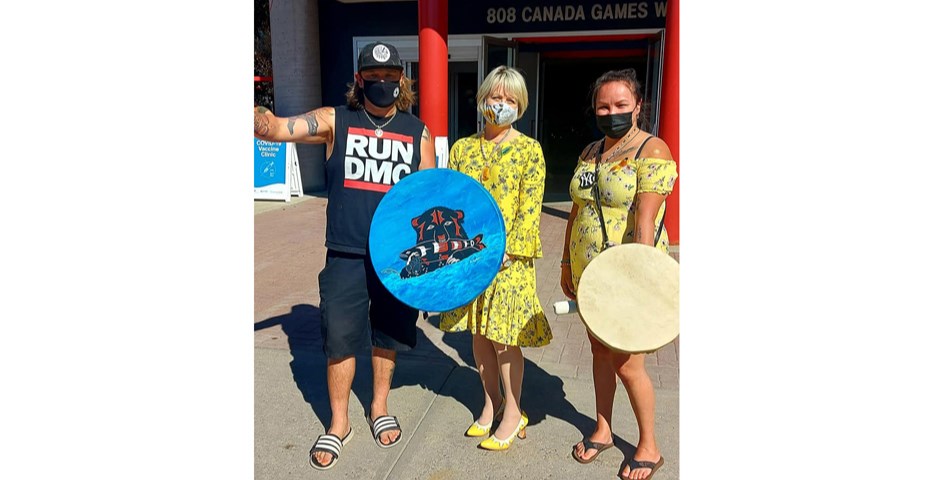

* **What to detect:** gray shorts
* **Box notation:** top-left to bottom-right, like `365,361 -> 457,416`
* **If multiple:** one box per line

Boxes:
318,249 -> 419,359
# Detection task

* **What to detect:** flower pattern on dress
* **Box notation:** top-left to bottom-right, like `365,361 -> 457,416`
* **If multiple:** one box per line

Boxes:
438,132 -> 551,347
567,140 -> 678,292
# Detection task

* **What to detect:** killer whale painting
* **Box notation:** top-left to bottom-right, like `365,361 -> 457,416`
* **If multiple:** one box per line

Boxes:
368,169 -> 506,312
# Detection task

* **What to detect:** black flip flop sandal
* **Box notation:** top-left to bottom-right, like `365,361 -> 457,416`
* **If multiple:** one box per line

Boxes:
368,415 -> 402,448
622,455 -> 664,479
572,437 -> 614,464
308,429 -> 353,470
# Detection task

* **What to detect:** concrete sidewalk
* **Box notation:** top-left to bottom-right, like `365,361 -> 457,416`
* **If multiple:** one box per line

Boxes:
254,195 -> 680,479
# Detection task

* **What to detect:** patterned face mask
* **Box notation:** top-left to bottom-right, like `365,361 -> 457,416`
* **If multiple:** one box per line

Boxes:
482,102 -> 518,126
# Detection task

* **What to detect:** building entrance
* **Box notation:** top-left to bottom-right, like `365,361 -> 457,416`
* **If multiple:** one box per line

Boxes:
537,56 -> 646,201
513,31 -> 663,202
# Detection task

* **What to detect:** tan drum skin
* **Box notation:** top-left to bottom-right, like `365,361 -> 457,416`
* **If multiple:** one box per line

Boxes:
576,243 -> 679,354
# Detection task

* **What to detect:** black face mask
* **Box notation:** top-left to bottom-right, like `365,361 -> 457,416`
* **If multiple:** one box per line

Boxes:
362,79 -> 400,108
595,112 -> 634,139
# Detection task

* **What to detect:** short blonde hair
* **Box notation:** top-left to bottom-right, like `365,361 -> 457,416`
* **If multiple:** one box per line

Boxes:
476,66 -> 529,118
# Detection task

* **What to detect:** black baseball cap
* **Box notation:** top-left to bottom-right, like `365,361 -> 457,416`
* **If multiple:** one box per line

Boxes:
358,42 -> 404,71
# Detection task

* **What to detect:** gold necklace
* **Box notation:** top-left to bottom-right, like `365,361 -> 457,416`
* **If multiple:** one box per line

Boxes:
479,127 -> 512,181
601,127 -> 641,162
364,108 -> 397,138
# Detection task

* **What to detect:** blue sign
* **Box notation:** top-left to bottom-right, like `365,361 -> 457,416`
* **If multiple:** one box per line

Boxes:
254,139 -> 287,188
254,138 -> 291,201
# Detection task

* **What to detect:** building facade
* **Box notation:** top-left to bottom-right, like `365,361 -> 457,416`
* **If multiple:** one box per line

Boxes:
261,0 -> 678,242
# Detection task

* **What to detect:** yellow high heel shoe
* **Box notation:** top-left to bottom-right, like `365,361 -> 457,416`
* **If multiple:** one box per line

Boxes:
465,403 -> 505,437
478,411 -> 528,451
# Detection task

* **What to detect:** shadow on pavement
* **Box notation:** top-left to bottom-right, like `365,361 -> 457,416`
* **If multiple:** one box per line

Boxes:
256,304 -> 641,465
424,314 -> 630,453
256,304 -> 477,435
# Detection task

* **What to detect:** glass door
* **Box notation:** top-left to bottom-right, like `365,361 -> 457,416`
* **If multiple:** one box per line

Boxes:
644,30 -> 664,136
448,61 -> 480,148
405,61 -> 419,116
482,35 -> 518,74
514,50 -> 539,139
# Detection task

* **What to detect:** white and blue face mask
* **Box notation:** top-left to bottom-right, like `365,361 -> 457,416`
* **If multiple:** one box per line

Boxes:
482,102 -> 518,126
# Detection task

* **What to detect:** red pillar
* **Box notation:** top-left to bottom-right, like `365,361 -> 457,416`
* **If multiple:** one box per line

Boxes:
418,0 -> 448,167
658,0 -> 679,245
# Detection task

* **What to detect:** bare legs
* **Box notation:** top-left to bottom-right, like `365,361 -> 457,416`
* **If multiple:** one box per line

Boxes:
573,334 -> 615,461
311,347 -> 400,467
473,334 -> 525,440
370,347 -> 401,446
312,354 -> 355,467
491,341 -> 525,439
573,334 -> 661,479
472,333 -> 503,426
616,345 -> 660,480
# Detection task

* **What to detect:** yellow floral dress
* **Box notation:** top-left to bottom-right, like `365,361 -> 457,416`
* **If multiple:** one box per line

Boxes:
438,131 -> 552,347
569,139 -> 678,292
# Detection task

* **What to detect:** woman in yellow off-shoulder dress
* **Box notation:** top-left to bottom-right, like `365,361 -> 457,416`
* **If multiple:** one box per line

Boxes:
561,69 -> 677,480
438,66 -> 551,452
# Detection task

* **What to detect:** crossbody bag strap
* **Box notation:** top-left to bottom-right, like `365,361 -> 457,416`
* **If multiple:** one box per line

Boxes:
634,134 -> 654,158
591,141 -> 612,251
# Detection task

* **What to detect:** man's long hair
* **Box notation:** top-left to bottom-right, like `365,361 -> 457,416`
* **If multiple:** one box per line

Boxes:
345,74 -> 417,111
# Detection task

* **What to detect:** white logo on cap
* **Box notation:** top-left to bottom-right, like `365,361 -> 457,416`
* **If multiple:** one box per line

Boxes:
372,45 -> 391,63
393,87 -> 400,97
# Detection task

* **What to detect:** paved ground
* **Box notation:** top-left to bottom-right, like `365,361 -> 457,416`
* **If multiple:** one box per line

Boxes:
254,194 -> 680,479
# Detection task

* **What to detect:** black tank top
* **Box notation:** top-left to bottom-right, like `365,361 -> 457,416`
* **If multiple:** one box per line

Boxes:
325,105 -> 427,254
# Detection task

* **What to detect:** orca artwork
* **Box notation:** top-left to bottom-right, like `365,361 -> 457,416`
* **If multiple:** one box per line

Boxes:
399,206 -> 487,279
368,169 -> 506,312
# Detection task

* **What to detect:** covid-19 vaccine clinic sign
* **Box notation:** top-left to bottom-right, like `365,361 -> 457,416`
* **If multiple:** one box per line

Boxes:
254,138 -> 290,201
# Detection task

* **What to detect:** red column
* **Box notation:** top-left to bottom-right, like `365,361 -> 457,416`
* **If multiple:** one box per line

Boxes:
658,0 -> 679,245
418,0 -> 448,166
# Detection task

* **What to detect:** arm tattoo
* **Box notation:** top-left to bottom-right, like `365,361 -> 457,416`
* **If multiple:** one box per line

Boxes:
254,113 -> 271,136
635,225 -> 646,243
287,111 -> 319,136
255,106 -> 271,115
422,126 -> 430,141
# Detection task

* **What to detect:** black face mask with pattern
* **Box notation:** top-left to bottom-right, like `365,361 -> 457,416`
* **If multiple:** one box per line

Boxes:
362,79 -> 400,108
595,112 -> 634,139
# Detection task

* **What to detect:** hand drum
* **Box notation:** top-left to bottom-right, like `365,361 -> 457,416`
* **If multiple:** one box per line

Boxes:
368,169 -> 506,312
576,243 -> 679,353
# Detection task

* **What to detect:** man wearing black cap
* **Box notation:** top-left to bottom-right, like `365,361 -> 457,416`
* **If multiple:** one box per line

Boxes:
254,41 -> 435,470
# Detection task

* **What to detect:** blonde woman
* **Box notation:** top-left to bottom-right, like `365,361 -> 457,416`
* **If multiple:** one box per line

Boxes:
438,66 -> 551,451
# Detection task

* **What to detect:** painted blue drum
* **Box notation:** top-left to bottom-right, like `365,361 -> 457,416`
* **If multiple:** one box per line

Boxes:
368,169 -> 506,312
